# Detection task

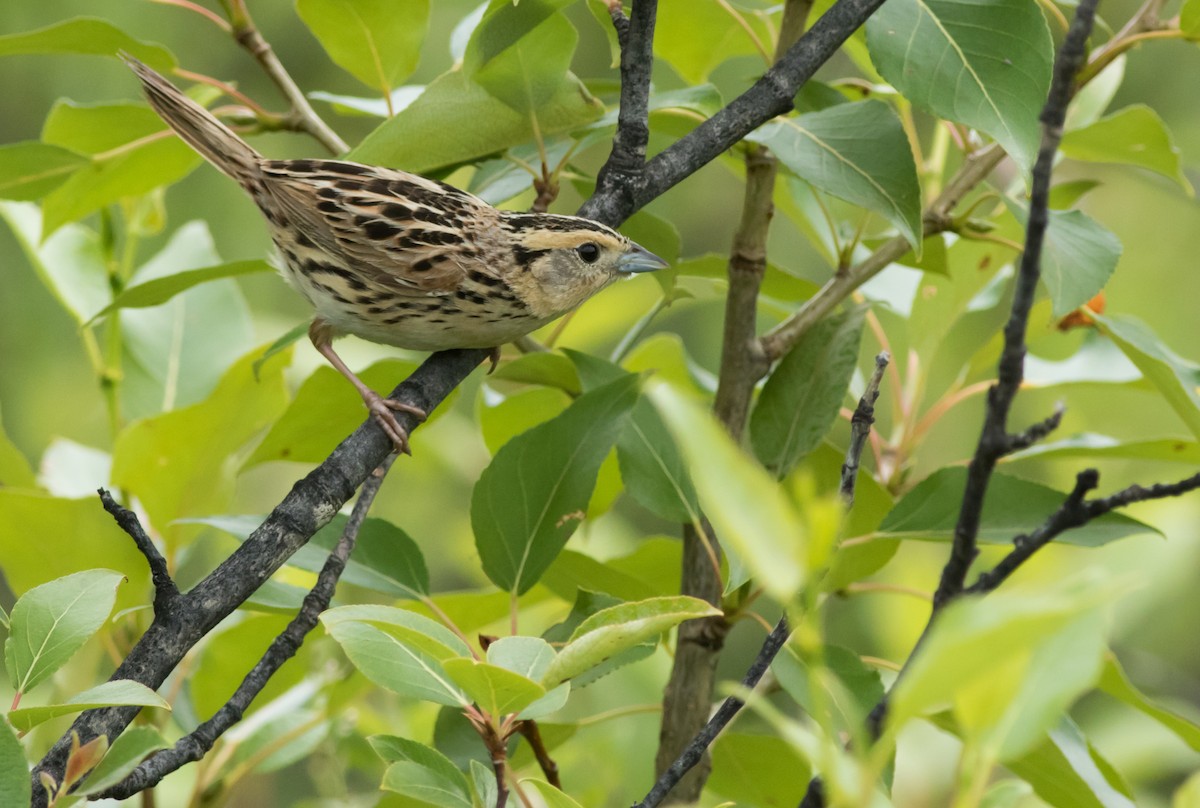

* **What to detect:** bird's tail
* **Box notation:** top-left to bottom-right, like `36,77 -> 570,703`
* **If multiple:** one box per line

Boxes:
122,54 -> 262,187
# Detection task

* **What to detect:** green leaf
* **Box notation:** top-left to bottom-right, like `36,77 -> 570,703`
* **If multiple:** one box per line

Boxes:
649,382 -> 808,600
1185,0 -> 1200,38
321,604 -> 470,658
653,0 -> 772,83
707,733 -> 812,807
382,760 -> 474,808
471,759 -> 499,808
522,778 -> 586,808
0,717 -> 30,807
0,407 -> 35,489
371,735 -> 474,808
5,569 -> 125,697
40,102 -> 202,236
1023,335 -> 1141,387
296,0 -> 429,93
0,142 -> 87,201
0,202 -> 110,324
349,69 -> 602,174
752,102 -> 921,249
480,386 -> 570,455
1095,314 -> 1200,442
0,18 -> 175,70
246,360 -> 433,466
70,725 -> 165,792
119,222 -> 256,417
91,259 -> 272,320
313,515 -> 429,597
1009,433 -> 1200,466
878,467 -> 1156,547
750,307 -> 865,477
111,347 -> 289,541
773,644 -> 884,737
1061,105 -> 1192,194
491,352 -> 581,395
543,596 -> 720,690
8,680 -> 169,733
1006,717 -> 1136,808
1016,205 -> 1122,318
487,636 -> 556,682
866,0 -> 1053,169
324,620 -> 470,707
442,658 -> 546,716
888,575 -> 1115,728
616,397 -> 700,523
472,375 -> 638,595
463,0 -> 577,113
1097,654 -> 1200,752
541,589 -> 657,688
189,615 -> 311,721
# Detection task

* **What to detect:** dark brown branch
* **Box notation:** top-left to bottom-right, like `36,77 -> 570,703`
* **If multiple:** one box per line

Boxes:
31,349 -> 488,805
1005,403 -> 1065,453
578,0 -> 888,224
98,489 -> 179,614
638,616 -> 791,808
93,456 -> 397,799
592,0 -> 658,207
932,0 -> 1099,611
841,352 -> 889,506
968,469 -> 1200,595
516,720 -> 560,789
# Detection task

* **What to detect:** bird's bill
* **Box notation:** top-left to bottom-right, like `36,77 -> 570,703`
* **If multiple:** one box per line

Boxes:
617,244 -> 669,273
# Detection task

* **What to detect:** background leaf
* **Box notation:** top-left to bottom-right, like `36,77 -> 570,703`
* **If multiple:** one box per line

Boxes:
8,679 -> 169,732
0,18 -> 175,70
472,375 -> 638,595
1062,105 -> 1192,194
296,0 -> 430,94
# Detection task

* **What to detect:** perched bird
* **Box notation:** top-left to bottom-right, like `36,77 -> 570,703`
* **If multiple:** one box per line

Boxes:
123,55 -> 666,453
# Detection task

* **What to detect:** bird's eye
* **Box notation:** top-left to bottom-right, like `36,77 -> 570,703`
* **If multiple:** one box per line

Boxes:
576,242 -> 601,263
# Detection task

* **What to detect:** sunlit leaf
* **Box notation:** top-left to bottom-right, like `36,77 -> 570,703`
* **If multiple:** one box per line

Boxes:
0,18 -> 175,70
324,620 -> 470,707
442,658 -> 546,716
750,307 -> 865,478
1095,314 -> 1200,442
8,680 -> 169,732
382,760 -> 474,807
72,727 -> 167,796
522,778 -> 587,808
1062,105 -> 1192,194
296,0 -> 429,94
653,0 -> 772,83
92,259 -> 272,320
1006,717 -> 1136,808
707,732 -> 812,807
1097,654 -> 1200,752
867,0 -> 1053,169
649,382 -> 808,600
472,375 -> 638,595
5,569 -> 125,697
463,0 -> 577,113
752,102 -> 921,249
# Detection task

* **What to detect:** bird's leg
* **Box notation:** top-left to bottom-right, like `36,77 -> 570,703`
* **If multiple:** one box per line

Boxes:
309,319 -> 426,454
487,346 -> 501,374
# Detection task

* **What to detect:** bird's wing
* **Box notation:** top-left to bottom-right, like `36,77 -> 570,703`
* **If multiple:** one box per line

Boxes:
260,160 -> 504,296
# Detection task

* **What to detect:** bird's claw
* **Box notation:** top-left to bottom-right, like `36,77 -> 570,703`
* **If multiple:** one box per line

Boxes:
363,393 -> 427,455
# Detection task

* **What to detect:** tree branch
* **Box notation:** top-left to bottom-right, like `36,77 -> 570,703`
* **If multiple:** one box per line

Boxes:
592,0 -> 658,210
94,455 -> 396,800
932,0 -> 1098,610
225,0 -> 348,154
30,349 -> 487,805
578,0 -> 888,224
638,616 -> 792,808
841,352 -> 889,506
98,489 -> 179,615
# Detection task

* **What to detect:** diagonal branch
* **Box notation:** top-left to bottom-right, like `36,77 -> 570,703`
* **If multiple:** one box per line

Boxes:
30,349 -> 487,805
94,455 -> 397,800
932,0 -> 1099,610
98,489 -> 179,615
841,352 -> 889,506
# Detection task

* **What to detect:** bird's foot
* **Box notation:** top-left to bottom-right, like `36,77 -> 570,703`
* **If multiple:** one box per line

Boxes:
363,392 -> 427,455
486,346 -> 501,374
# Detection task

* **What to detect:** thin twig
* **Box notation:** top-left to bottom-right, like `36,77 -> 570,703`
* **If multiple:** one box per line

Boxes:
98,489 -> 179,614
517,721 -> 561,789
95,456 -> 398,799
967,469 -> 1200,594
932,0 -> 1098,611
226,1 -> 348,154
841,352 -> 889,506
637,616 -> 792,808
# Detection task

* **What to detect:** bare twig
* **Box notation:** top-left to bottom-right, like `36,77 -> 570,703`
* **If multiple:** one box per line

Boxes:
98,489 -> 179,614
968,469 -> 1200,595
94,456 -> 398,799
841,352 -> 889,506
932,0 -> 1098,611
638,616 -> 791,808
517,721 -> 561,789
225,0 -> 348,154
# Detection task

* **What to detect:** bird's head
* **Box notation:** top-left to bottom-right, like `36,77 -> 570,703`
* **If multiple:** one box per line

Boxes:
500,213 -> 668,316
